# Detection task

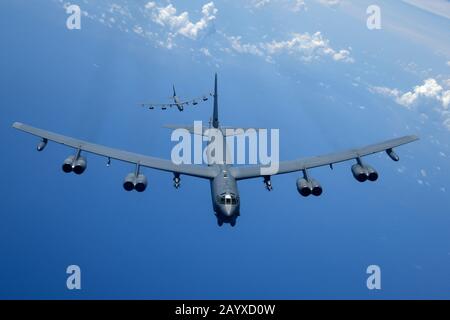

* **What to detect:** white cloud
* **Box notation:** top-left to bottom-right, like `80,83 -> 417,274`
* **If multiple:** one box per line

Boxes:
442,90 -> 450,108
372,79 -> 447,108
370,86 -> 401,99
292,0 -> 307,11
109,3 -> 132,18
145,2 -> 156,10
227,32 -> 353,63
316,0 -> 341,7
397,79 -> 444,107
370,78 -> 450,130
147,2 -> 218,40
443,118 -> 450,130
228,35 -> 265,57
252,0 -> 271,8
133,25 -> 144,35
262,32 -> 353,62
249,0 -> 337,11
200,47 -> 212,56
397,166 -> 406,174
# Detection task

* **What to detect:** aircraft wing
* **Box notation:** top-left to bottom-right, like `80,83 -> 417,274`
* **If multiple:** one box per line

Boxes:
140,103 -> 185,110
229,136 -> 419,180
12,122 -> 217,179
141,93 -> 212,110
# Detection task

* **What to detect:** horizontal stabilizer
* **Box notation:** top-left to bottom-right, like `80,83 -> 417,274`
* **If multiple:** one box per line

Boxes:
164,125 -> 268,137
220,127 -> 268,137
164,124 -> 209,136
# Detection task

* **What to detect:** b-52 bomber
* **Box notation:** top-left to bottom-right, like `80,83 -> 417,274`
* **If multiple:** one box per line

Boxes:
141,84 -> 212,112
13,74 -> 419,227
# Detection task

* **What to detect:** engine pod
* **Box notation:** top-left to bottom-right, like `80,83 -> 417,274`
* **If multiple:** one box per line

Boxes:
73,156 -> 87,175
310,179 -> 323,196
135,174 -> 148,192
297,178 -> 312,197
62,155 -> 75,173
351,164 -> 368,182
123,173 -> 136,191
365,165 -> 379,182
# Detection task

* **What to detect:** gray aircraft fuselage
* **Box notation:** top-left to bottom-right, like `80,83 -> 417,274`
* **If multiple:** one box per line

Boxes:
172,85 -> 184,112
206,75 -> 240,226
210,163 -> 240,226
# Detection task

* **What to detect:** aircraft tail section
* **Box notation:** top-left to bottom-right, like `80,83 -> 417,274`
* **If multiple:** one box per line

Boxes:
212,73 -> 219,129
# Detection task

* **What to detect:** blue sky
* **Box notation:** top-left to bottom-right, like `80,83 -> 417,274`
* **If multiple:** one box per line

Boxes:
0,0 -> 449,299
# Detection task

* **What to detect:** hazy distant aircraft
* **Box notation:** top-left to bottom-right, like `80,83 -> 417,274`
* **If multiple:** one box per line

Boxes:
13,74 -> 419,227
141,84 -> 212,112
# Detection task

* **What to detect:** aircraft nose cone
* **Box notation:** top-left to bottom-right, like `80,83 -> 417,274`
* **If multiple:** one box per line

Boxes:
223,206 -> 235,217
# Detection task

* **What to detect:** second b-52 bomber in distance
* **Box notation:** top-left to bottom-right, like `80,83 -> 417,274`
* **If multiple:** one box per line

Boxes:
141,84 -> 212,112
13,74 -> 419,227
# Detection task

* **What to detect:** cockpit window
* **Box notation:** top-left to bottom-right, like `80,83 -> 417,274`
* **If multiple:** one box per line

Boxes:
219,193 -> 238,205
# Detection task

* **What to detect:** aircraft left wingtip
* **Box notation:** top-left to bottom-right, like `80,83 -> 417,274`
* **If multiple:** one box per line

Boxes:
12,122 -> 23,129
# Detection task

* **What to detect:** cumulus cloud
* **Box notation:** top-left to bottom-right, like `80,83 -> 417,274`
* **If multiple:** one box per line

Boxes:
370,79 -> 450,108
442,90 -> 450,108
369,86 -> 401,99
370,78 -> 450,130
145,1 -> 217,40
249,0 -> 337,11
252,0 -> 272,8
263,32 -> 353,62
227,32 -> 353,63
227,35 -> 265,57
199,47 -> 212,56
292,0 -> 307,11
316,0 -> 341,7
398,79 -> 443,107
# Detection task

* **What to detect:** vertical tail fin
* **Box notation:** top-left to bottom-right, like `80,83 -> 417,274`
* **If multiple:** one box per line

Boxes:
212,73 -> 219,128
172,85 -> 177,97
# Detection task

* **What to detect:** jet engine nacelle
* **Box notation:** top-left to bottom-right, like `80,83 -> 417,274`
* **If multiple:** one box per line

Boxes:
310,179 -> 323,196
62,155 -> 87,174
62,155 -> 76,173
123,173 -> 136,191
365,165 -> 379,182
296,178 -> 323,197
297,178 -> 311,197
123,173 -> 148,192
73,156 -> 87,175
351,164 -> 378,182
135,174 -> 148,192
